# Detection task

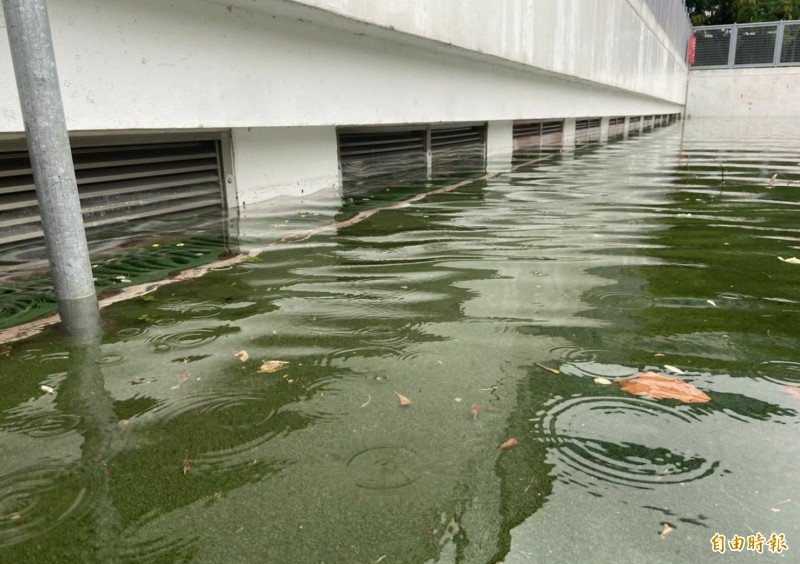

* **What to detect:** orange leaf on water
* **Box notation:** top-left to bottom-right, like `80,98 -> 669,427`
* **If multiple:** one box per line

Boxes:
394,391 -> 412,407
470,403 -> 480,420
782,386 -> 800,398
234,350 -> 249,362
258,360 -> 288,373
499,438 -> 519,450
615,372 -> 710,404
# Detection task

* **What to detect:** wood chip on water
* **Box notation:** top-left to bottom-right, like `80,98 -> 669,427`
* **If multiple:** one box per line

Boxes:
535,363 -> 560,375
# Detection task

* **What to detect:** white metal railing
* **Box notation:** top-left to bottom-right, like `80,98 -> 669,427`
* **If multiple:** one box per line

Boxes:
690,20 -> 800,68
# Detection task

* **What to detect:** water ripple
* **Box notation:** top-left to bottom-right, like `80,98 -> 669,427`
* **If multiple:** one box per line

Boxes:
532,396 -> 716,489
0,463 -> 96,548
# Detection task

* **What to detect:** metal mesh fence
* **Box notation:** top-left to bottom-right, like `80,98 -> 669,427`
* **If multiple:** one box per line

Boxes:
691,20 -> 800,68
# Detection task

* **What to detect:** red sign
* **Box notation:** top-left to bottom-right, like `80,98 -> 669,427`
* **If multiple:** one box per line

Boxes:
688,35 -> 697,65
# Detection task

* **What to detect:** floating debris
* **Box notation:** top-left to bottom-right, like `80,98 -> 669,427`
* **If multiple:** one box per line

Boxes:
616,372 -> 710,404
499,438 -> 519,450
393,391 -> 412,407
535,363 -> 560,375
258,360 -> 288,373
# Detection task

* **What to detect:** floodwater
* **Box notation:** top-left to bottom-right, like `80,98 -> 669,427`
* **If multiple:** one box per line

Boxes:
1,119 -> 799,563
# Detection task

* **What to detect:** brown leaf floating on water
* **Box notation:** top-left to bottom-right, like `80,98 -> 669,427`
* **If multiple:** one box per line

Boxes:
782,386 -> 800,399
234,350 -> 249,362
470,403 -> 480,420
258,360 -> 288,373
615,372 -> 710,404
394,391 -> 412,407
535,363 -> 560,375
499,438 -> 519,450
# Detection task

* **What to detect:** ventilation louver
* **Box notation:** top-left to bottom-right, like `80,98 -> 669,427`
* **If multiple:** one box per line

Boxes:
0,138 -> 224,278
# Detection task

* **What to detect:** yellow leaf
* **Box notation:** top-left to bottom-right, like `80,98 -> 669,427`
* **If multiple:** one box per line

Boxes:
258,360 -> 288,373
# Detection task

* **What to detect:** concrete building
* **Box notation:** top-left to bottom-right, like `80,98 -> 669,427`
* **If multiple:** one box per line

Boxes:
0,0 -> 690,251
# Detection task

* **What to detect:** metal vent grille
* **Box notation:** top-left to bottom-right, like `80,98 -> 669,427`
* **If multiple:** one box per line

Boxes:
338,129 -> 427,185
513,120 -> 564,151
575,118 -> 601,145
628,116 -> 641,134
0,139 -> 223,251
430,124 -> 485,175
608,117 -> 626,139
541,121 -> 564,146
513,120 -> 543,152
643,116 -> 655,130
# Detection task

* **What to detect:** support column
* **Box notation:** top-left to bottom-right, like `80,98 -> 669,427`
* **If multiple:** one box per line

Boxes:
623,116 -> 631,139
3,0 -> 100,335
561,118 -> 577,152
485,120 -> 513,173
599,117 -> 610,143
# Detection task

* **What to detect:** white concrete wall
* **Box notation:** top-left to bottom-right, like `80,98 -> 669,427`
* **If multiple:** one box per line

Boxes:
0,0 -> 688,204
0,0 -> 687,134
685,68 -> 800,118
230,127 -> 340,206
240,0 -> 689,104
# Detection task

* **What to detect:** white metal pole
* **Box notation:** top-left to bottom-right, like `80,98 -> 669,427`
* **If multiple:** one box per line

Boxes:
2,0 -> 100,335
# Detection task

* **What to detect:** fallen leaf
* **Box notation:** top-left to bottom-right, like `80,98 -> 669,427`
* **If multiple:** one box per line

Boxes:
234,350 -> 249,362
171,370 -> 191,390
470,403 -> 481,420
663,364 -> 685,374
654,353 -> 665,357
659,522 -> 674,539
706,299 -> 717,307
394,391 -> 412,407
499,438 -> 519,450
594,377 -> 612,385
778,256 -> 800,264
782,386 -> 800,399
771,507 -> 781,513
535,363 -> 560,375
182,451 -> 190,476
40,385 -> 55,395
454,397 -> 463,403
258,360 -> 288,373
616,372 -> 710,404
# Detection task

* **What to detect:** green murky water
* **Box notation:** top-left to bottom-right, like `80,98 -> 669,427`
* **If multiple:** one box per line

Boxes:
1,119 -> 799,563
